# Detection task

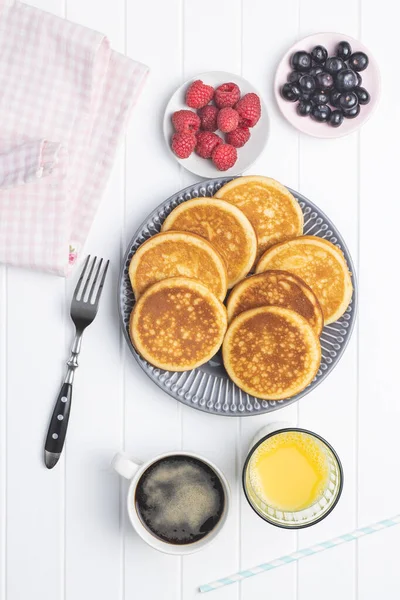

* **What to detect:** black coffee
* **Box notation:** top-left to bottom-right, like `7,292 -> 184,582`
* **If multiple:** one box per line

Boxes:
135,455 -> 225,545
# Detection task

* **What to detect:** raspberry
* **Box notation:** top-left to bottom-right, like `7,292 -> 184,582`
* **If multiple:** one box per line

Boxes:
226,127 -> 251,148
171,132 -> 196,159
235,93 -> 261,127
214,82 -> 241,108
172,110 -> 200,133
186,80 -> 214,109
195,131 -> 222,159
211,143 -> 237,171
217,107 -> 239,133
197,105 -> 218,131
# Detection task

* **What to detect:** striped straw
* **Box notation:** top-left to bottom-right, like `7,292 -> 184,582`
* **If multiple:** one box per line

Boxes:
200,514 -> 400,593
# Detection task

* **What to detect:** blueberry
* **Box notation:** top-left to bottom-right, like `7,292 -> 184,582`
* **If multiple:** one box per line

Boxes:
335,69 -> 358,92
330,109 -> 344,127
329,90 -> 342,107
287,71 -> 302,84
325,57 -> 346,75
355,72 -> 363,86
311,45 -> 328,65
309,66 -> 324,77
348,52 -> 369,72
291,51 -> 312,72
281,83 -> 301,102
297,100 -> 313,116
354,86 -> 370,105
311,91 -> 329,105
311,104 -> 331,122
339,92 -> 358,111
315,72 -> 334,91
336,41 -> 352,61
299,74 -> 316,94
343,105 -> 361,119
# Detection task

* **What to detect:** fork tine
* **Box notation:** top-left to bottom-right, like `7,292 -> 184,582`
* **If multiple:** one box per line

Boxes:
93,260 -> 110,306
81,256 -> 97,301
89,258 -> 103,304
73,255 -> 90,300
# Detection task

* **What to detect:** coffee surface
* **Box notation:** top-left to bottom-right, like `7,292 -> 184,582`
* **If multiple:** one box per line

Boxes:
135,455 -> 225,545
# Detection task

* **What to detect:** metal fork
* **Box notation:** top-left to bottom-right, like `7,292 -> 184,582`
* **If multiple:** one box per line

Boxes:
44,256 -> 110,469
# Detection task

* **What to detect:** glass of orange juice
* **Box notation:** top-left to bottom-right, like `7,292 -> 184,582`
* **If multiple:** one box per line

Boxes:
243,423 -> 343,528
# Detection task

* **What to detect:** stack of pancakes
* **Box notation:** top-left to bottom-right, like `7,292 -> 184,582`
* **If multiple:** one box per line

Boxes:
129,176 -> 353,400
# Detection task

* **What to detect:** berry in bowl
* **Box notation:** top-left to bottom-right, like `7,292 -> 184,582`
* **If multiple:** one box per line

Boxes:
163,72 -> 269,178
274,33 -> 380,138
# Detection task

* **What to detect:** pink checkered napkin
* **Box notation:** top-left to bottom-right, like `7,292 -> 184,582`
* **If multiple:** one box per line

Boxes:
0,0 -> 148,275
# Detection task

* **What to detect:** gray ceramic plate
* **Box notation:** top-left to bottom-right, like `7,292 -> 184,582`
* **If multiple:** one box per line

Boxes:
118,177 -> 357,416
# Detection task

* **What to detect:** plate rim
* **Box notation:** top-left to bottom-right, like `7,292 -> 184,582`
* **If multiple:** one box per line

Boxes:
274,31 -> 381,139
163,71 -> 269,178
118,176 -> 358,417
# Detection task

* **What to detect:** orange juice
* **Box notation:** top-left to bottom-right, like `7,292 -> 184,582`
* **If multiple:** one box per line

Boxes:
248,431 -> 330,512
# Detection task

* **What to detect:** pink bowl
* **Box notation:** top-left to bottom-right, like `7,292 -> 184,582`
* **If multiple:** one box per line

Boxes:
274,32 -> 381,138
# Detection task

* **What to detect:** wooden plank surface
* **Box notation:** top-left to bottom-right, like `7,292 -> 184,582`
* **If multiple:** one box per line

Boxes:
0,0 -> 397,599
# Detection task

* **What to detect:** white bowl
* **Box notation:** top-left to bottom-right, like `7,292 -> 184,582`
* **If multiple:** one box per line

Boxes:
274,32 -> 381,138
163,71 -> 269,178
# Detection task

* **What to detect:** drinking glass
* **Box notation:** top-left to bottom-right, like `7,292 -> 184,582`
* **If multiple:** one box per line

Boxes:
243,423 -> 343,529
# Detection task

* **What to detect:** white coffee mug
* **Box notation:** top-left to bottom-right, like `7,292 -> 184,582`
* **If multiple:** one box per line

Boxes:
112,450 -> 230,555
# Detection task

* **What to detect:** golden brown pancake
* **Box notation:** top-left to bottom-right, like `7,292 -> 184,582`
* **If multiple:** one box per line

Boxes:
161,198 -> 257,288
223,306 -> 321,400
130,277 -> 227,371
226,270 -> 323,335
256,236 -> 353,325
129,231 -> 227,302
215,176 -> 303,257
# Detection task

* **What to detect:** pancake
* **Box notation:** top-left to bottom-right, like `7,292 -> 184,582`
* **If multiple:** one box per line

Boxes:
256,236 -> 353,325
215,176 -> 303,257
222,306 -> 321,400
130,277 -> 227,371
129,231 -> 227,302
161,198 -> 257,288
226,270 -> 323,335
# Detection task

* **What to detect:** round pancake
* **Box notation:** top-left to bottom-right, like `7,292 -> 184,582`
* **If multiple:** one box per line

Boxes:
226,270 -> 323,335
256,236 -> 353,325
129,231 -> 227,302
223,306 -> 321,400
130,277 -> 227,371
161,198 -> 257,288
215,176 -> 303,257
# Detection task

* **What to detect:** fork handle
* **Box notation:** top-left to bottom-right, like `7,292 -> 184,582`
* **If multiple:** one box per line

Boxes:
44,332 -> 82,469
44,382 -> 72,468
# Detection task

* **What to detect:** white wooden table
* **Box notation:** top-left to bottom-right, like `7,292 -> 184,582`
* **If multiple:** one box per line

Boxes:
1,0 -> 399,598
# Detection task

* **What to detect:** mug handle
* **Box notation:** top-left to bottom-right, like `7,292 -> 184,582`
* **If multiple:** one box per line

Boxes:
112,452 -> 141,479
